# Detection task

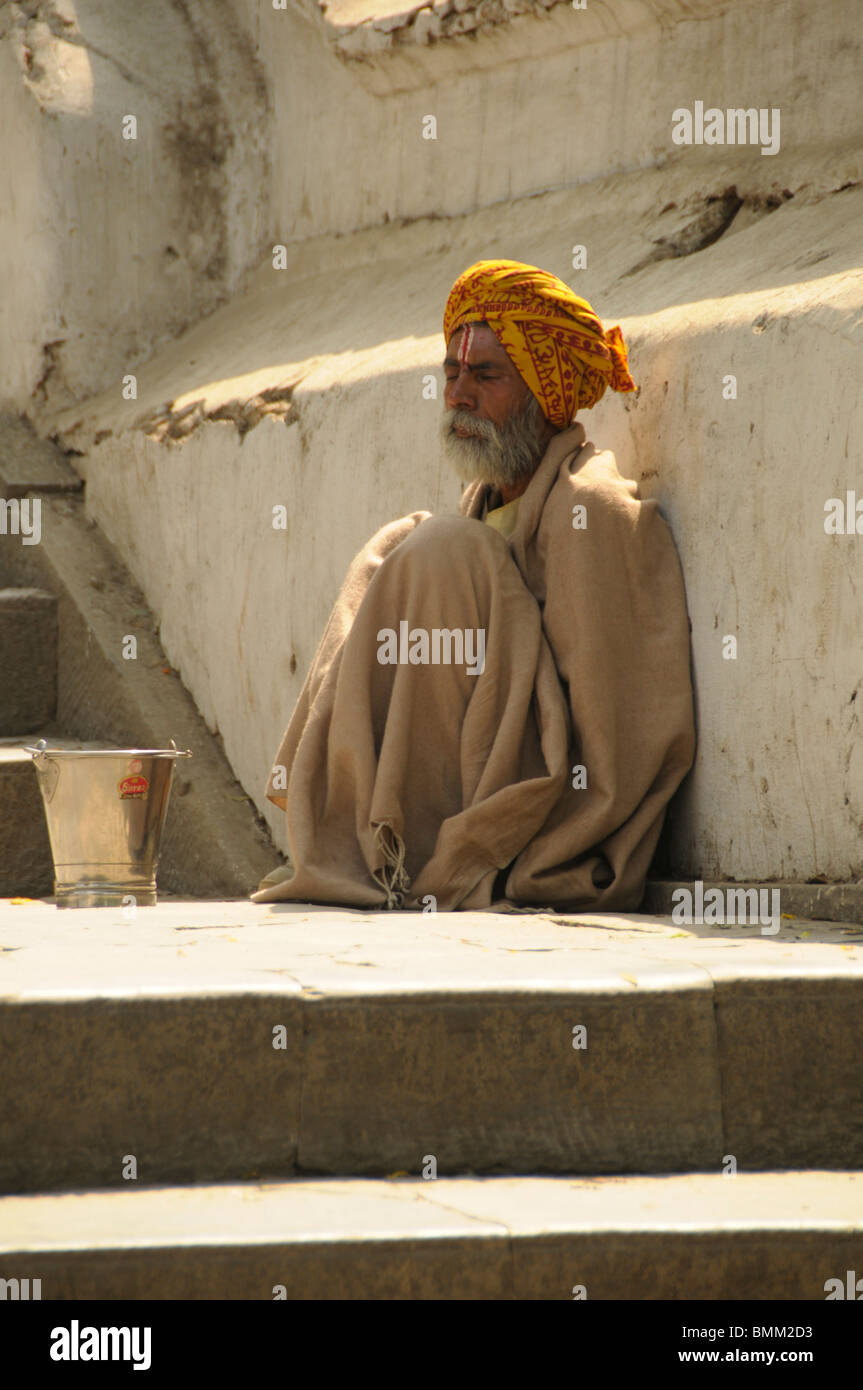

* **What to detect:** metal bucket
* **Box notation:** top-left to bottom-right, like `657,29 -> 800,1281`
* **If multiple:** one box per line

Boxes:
26,740 -> 192,908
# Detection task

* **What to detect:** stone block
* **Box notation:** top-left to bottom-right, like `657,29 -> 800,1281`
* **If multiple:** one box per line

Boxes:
0,994 -> 304,1194
0,588 -> 57,735
298,985 -> 723,1175
0,748 -> 53,896
714,974 -> 863,1168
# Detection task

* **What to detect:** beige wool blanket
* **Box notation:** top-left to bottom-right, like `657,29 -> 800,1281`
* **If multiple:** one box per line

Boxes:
251,421 -> 695,911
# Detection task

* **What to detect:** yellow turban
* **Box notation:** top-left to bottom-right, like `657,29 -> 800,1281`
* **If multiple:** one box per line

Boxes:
443,259 -> 636,427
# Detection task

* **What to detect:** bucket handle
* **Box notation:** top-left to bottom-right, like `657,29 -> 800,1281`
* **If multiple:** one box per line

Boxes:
26,739 -> 60,803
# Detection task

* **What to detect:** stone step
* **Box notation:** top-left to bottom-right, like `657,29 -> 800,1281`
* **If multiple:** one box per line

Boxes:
1,1170 -> 861,1299
0,588 -> 58,735
1,901 -> 862,1193
0,736 -> 120,898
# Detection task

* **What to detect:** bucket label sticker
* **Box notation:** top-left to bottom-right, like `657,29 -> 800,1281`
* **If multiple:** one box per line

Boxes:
129,759 -> 143,774
119,774 -> 149,800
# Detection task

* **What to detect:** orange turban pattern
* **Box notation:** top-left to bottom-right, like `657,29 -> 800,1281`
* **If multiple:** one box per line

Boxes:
443,259 -> 636,427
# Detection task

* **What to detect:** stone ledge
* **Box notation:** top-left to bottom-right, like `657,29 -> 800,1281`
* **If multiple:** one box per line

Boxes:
1,904 -> 861,1191
1,1170 -> 861,1298
646,879 -> 863,926
324,0 -> 741,64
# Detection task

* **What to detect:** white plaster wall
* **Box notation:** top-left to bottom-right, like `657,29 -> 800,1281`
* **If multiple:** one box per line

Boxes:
235,0 -> 863,242
0,0 -> 269,411
599,300 -> 863,882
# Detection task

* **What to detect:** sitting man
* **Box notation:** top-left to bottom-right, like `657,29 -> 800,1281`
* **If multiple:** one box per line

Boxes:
252,259 -> 695,912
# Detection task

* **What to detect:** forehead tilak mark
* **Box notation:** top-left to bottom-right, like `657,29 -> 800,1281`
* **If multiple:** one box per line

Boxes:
458,322 -> 474,367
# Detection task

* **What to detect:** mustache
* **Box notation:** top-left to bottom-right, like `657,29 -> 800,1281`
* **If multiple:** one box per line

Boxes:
444,409 -> 500,442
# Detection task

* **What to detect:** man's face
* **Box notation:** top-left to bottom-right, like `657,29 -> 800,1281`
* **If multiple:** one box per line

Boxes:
443,322 -> 530,427
441,322 -> 553,491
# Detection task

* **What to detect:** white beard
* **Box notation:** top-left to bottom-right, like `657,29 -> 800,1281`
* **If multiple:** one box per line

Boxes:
440,394 -> 549,489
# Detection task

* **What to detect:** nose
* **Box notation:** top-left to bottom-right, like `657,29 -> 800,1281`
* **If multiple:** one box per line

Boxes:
445,368 -> 477,411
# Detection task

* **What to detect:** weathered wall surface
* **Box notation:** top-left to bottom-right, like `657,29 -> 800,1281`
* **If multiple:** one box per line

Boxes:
239,0 -> 861,239
5,0 -> 863,886
0,0 -> 270,410
9,0 -> 855,416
